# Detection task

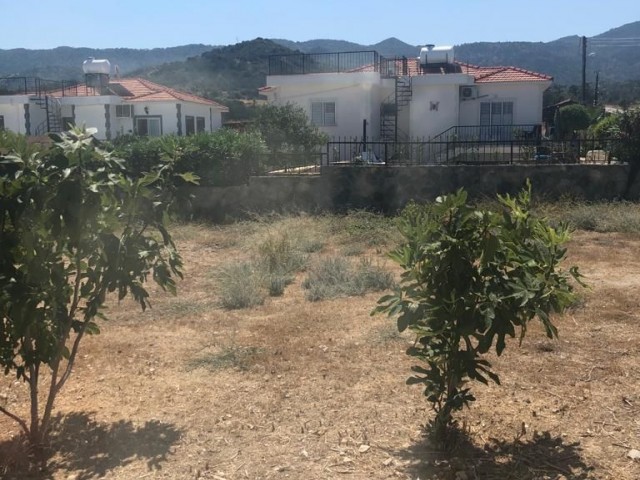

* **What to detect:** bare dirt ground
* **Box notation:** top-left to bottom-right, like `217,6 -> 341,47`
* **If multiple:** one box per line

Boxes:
1,225 -> 639,479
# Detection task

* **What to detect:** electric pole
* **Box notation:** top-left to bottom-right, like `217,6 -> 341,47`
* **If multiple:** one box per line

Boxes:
594,71 -> 600,106
582,36 -> 587,104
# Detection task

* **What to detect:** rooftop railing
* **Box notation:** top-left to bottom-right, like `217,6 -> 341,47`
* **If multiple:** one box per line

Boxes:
0,77 -> 80,97
268,50 -> 383,76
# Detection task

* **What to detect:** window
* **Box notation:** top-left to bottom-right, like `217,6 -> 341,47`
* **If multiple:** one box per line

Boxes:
135,117 -> 162,136
480,101 -> 513,126
0,115 -> 4,131
185,116 -> 195,135
480,101 -> 514,140
196,116 -> 205,133
116,104 -> 133,118
311,101 -> 336,126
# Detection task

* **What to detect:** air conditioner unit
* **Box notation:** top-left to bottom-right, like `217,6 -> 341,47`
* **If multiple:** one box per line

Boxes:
460,86 -> 478,100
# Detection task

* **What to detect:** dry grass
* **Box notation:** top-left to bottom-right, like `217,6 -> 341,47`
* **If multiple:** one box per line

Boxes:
1,212 -> 639,479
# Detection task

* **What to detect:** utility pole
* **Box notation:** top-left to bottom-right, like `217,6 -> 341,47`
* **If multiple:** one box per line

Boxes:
594,71 -> 600,106
581,36 -> 587,104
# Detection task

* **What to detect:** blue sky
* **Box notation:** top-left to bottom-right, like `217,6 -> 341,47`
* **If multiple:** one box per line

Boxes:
1,0 -> 639,49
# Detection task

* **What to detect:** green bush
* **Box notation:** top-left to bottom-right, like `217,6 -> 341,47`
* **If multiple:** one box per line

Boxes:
375,184 -> 583,446
111,129 -> 267,187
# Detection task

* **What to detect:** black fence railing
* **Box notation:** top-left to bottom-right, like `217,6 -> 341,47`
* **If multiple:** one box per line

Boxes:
269,51 -> 382,76
0,77 -> 80,97
325,137 -> 622,166
432,124 -> 543,142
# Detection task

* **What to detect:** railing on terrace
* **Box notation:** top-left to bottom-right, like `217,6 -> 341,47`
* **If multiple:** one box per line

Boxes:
325,136 -> 622,166
0,77 -> 80,97
269,51 -> 382,76
432,124 -> 543,142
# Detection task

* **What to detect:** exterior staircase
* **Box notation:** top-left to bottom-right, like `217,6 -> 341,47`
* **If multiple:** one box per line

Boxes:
380,75 -> 412,142
32,94 -> 62,135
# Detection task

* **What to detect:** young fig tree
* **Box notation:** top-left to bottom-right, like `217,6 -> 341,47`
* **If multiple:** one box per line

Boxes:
0,127 -> 196,447
374,184 -> 583,445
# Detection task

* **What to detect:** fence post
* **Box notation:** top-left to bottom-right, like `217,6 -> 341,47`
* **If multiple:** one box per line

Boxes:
510,140 -> 514,165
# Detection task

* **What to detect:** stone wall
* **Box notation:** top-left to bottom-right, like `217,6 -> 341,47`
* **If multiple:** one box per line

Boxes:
188,165 -> 639,220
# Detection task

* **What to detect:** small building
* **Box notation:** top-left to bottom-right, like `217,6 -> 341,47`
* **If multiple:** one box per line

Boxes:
0,58 -> 228,140
262,46 -> 552,143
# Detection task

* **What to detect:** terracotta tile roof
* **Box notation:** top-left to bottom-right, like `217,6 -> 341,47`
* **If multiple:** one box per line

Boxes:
50,77 -> 228,110
349,58 -> 552,83
456,62 -> 553,83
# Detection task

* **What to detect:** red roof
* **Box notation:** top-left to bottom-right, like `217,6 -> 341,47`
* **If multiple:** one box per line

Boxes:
349,58 -> 552,83
51,77 -> 228,110
456,62 -> 552,83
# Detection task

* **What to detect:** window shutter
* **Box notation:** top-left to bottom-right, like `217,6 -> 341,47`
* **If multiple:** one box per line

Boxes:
324,102 -> 335,125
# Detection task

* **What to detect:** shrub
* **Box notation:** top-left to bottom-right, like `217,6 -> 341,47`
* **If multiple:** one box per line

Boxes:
374,183 -> 583,446
303,256 -> 394,301
217,261 -> 265,309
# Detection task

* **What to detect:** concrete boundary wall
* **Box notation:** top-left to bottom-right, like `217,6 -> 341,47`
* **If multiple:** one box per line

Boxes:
188,165 -> 639,220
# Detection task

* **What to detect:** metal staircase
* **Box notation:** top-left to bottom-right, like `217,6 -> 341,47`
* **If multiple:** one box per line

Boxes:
32,95 -> 62,135
380,76 -> 412,142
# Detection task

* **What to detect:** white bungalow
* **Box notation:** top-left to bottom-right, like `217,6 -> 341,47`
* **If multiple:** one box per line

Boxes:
0,59 -> 227,140
261,46 -> 552,143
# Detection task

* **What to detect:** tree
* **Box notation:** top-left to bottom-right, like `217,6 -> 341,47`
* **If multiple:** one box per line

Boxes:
555,104 -> 592,139
253,103 -> 327,153
374,184 -> 582,446
0,127 -> 195,446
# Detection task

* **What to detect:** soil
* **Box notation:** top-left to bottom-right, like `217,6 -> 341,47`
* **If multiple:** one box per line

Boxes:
1,227 -> 639,479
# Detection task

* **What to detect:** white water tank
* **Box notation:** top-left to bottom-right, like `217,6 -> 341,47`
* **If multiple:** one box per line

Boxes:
419,45 -> 455,65
82,58 -> 111,75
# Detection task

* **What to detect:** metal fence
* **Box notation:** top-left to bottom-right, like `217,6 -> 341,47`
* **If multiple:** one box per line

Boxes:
0,77 -> 80,97
325,137 -> 622,166
269,51 -> 382,76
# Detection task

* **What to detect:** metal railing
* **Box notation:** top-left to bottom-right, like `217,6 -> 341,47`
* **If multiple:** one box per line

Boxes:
0,77 -> 80,97
268,51 -> 384,76
325,136 -> 622,166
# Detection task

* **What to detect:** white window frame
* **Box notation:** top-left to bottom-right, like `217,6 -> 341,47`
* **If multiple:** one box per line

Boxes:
115,104 -> 133,118
311,101 -> 336,126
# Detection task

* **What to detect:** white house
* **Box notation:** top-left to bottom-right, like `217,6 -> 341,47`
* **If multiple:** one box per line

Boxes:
0,59 -> 228,140
261,47 -> 552,143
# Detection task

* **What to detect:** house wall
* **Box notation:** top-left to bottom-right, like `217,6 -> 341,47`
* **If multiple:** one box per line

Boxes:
267,72 -> 385,139
0,96 -> 49,135
409,83 -> 461,139
60,99 -> 225,139
459,82 -> 550,127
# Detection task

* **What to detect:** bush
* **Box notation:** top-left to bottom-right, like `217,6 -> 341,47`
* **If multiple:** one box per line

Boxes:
374,184 -> 583,446
111,129 -> 267,187
302,256 -> 394,301
217,261 -> 266,309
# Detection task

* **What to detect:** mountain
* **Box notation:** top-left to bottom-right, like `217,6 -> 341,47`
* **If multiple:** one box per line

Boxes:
0,44 -> 216,80
2,20 -> 640,105
134,38 -> 297,101
271,37 -> 417,57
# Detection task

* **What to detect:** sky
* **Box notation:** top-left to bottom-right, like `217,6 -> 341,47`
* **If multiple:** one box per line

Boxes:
1,0 -> 639,50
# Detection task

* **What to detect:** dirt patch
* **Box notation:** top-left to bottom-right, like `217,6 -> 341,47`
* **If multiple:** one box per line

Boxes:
1,229 -> 639,479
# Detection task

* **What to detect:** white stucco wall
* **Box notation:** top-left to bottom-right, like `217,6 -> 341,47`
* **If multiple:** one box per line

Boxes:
267,72 -> 386,139
0,97 -> 29,134
458,82 -> 550,127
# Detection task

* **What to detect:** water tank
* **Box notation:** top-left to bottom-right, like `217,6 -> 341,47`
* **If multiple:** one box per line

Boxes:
419,45 -> 455,65
82,58 -> 111,75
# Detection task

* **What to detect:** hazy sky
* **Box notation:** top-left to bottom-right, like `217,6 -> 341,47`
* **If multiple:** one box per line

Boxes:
1,0 -> 639,49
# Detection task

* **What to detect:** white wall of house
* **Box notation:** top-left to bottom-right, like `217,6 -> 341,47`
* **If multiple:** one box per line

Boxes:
267,72 -> 386,139
59,99 -> 225,139
459,82 -> 550,127
0,96 -> 49,135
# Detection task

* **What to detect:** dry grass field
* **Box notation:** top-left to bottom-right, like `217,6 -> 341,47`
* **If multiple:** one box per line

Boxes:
1,207 -> 640,479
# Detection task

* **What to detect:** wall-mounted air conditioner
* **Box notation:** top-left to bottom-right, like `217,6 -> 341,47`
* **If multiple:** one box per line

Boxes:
460,86 -> 478,100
